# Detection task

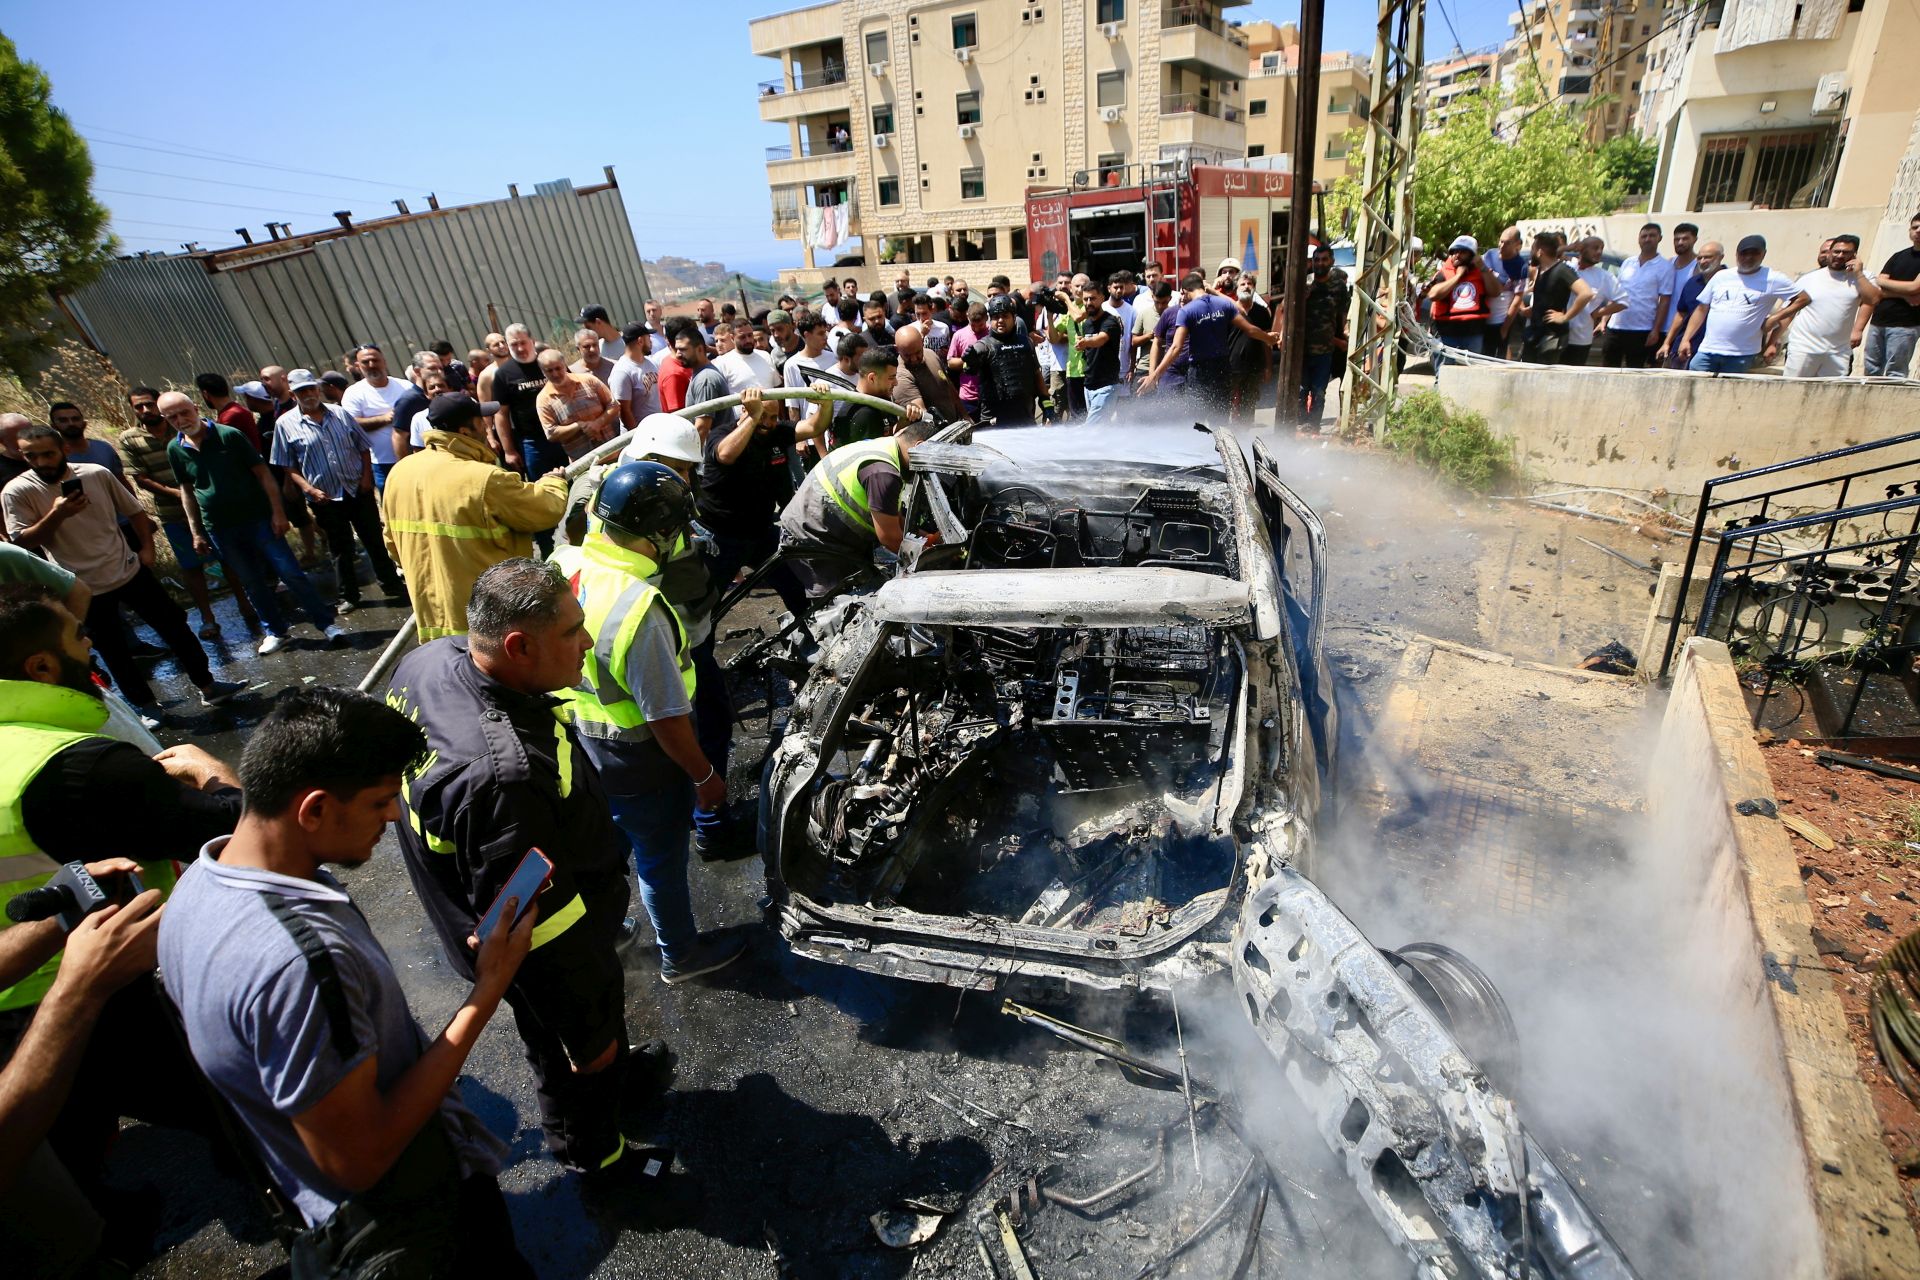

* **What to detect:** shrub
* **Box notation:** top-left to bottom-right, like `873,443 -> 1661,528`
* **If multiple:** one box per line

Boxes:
1383,389 -> 1512,493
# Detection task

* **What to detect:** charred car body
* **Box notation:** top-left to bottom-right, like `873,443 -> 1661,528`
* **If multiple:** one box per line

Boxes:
756,423 -> 1638,1278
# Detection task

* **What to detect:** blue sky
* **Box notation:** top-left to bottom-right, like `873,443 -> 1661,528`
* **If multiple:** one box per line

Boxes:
6,0 -> 1511,280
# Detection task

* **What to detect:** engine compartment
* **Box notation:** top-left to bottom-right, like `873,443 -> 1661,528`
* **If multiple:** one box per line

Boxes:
788,617 -> 1245,938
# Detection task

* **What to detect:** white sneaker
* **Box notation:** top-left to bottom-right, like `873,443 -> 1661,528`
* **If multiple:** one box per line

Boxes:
257,633 -> 286,656
324,624 -> 348,645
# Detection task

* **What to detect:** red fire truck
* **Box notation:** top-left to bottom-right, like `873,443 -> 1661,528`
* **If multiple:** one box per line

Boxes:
1024,161 -> 1325,287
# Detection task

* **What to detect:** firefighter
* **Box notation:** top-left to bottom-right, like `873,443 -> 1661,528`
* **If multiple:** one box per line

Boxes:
385,559 -> 697,1221
774,415 -> 942,601
382,394 -> 570,642
559,463 -> 746,982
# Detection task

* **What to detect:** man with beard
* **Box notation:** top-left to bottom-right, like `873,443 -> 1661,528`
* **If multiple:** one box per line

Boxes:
3,426 -> 241,712
46,404 -> 126,486
272,372 -> 406,613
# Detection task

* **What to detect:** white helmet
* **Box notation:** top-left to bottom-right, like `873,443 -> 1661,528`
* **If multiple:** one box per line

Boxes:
620,412 -> 701,466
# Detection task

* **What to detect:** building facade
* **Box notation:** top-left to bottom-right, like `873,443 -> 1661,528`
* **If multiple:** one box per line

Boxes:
1423,50 -> 1498,131
1502,0 -> 1661,143
1640,0 -> 1920,215
752,0 -> 1251,294
1237,20 -> 1371,182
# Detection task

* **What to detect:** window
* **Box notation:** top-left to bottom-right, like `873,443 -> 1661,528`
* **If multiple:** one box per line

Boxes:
1325,139 -> 1348,159
865,30 -> 889,64
1327,94 -> 1350,113
1630,80 -> 1640,92
1097,0 -> 1125,21
957,91 -> 982,124
1692,128 -> 1834,208
1097,71 -> 1125,108
952,12 -> 977,48
961,167 -> 985,199
947,228 -> 998,259
1249,98 -> 1267,116
1010,226 -> 1027,258
872,104 -> 894,134
877,177 -> 901,206
1096,152 -> 1125,183
1247,144 -> 1266,157
1261,53 -> 1280,73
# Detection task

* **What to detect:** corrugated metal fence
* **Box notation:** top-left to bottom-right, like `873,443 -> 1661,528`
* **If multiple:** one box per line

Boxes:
65,183 -> 653,389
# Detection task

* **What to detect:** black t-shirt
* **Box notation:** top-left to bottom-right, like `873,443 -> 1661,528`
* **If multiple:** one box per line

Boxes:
1527,262 -> 1578,343
387,384 -> 429,445
491,357 -> 546,441
1230,296 -> 1273,372
698,418 -> 797,536
1873,248 -> 1920,327
22,737 -> 241,863
1084,311 -> 1126,390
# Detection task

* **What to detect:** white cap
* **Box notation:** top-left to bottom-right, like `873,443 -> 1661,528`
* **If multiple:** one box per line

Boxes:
620,412 -> 702,466
1448,234 -> 1479,254
1410,236 -> 1425,254
287,369 -> 320,391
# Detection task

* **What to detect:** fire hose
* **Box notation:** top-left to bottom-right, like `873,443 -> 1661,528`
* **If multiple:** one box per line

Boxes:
355,385 -> 908,694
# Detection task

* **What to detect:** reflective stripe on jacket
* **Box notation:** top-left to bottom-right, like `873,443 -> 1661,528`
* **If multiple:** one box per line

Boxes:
382,430 -> 569,642
556,534 -> 695,746
816,437 -> 903,536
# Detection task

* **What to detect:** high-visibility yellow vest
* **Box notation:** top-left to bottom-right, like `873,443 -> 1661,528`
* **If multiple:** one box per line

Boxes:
557,534 -> 696,745
816,437 -> 902,536
0,680 -> 180,1011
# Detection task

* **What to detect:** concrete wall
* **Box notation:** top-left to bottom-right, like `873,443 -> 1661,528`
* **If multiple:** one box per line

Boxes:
1518,207 -> 1883,277
1654,638 -> 1920,1277
1439,361 -> 1920,501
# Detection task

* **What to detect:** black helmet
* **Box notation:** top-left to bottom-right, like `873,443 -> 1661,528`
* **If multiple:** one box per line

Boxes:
592,461 -> 695,548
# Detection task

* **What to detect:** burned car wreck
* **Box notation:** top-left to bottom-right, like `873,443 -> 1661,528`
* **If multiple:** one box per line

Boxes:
754,424 -> 1639,1278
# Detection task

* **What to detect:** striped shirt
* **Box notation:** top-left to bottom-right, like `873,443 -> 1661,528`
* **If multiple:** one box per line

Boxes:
270,405 -> 370,500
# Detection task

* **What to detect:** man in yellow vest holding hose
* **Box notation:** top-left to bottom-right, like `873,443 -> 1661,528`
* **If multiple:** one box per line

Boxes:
0,583 -> 241,1247
555,463 -> 746,985
774,414 -> 943,602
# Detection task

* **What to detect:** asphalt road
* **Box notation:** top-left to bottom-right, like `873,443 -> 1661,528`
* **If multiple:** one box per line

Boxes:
106,431 -> 1657,1278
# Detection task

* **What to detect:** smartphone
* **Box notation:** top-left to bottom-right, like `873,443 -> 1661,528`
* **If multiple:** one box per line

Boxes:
475,848 -> 553,943
60,476 -> 83,497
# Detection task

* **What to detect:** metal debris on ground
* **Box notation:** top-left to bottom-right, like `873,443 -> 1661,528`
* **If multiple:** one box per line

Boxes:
996,1204 -> 1038,1280
999,999 -> 1185,1090
1816,749 -> 1920,786
871,1205 -> 945,1248
1872,927 -> 1920,1099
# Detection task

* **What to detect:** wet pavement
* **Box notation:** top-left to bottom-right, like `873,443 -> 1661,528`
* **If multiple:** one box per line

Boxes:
115,429 -> 1662,1278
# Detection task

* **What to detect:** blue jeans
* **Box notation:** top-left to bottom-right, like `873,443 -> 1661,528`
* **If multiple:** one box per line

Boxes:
1299,352 -> 1336,418
1434,325 -> 1483,380
1688,351 -> 1755,374
1084,383 -> 1117,425
1864,324 -> 1919,378
607,778 -> 697,964
371,462 -> 393,494
209,520 -> 335,636
690,635 -> 732,838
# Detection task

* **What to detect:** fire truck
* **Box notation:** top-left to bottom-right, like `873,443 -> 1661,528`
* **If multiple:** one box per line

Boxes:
1024,160 -> 1326,287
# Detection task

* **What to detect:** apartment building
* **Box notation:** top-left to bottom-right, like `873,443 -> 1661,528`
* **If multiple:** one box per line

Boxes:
1237,20 -> 1371,182
1423,49 -> 1498,131
751,0 -> 1250,293
1503,0 -> 1661,143
1639,0 -> 1920,214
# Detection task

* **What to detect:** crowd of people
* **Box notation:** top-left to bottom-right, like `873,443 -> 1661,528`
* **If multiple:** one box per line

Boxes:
1417,212 -> 1920,378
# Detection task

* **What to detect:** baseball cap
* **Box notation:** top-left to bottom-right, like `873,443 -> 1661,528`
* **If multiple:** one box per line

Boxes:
1410,236 -> 1425,253
1218,256 -> 1243,273
426,393 -> 498,429
236,380 -> 270,400
768,309 -> 793,326
287,370 -> 320,392
1737,234 -> 1767,254
620,321 -> 652,345
318,371 -> 351,392
1448,234 -> 1479,254
577,303 -> 611,325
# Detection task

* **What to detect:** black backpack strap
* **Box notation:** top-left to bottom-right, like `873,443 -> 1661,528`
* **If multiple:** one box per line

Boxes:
260,895 -> 358,1062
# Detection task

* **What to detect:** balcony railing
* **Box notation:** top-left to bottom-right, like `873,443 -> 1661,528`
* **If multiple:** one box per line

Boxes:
1162,5 -> 1249,44
1161,93 -> 1243,122
757,64 -> 849,97
765,135 -> 855,164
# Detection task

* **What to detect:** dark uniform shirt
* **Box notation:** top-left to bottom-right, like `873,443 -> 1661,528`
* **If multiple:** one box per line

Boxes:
1302,270 -> 1352,355
386,638 -> 628,1064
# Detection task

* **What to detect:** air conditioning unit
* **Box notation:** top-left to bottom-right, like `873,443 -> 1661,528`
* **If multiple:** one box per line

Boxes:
1812,71 -> 1848,116
874,133 -> 891,148
1101,21 -> 1121,38
956,46 -> 974,63
958,123 -> 978,139
869,61 -> 888,78
1101,105 -> 1123,123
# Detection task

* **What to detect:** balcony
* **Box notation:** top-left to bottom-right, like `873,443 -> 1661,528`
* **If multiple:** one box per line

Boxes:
749,3 -> 844,56
758,64 -> 851,121
1160,93 -> 1245,152
763,139 -> 857,186
1160,6 -> 1249,80
770,184 -> 859,242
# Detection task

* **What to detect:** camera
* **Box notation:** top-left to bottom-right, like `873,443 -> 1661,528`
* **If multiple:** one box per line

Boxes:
5,862 -> 145,932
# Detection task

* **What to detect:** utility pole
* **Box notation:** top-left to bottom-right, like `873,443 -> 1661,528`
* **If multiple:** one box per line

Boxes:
1280,0 -> 1326,427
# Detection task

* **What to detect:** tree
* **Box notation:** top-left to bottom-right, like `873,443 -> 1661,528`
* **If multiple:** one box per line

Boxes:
0,33 -> 113,382
1596,133 -> 1658,196
1328,75 -> 1624,253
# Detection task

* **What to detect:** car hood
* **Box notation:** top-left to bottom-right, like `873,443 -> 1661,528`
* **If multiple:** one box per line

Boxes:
870,567 -> 1252,628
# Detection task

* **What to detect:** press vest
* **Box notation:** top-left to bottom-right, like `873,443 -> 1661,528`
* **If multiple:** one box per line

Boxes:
0,681 -> 179,1010
557,535 -> 696,745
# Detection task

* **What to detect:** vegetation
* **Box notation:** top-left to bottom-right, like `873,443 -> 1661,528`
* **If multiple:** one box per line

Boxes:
1383,390 -> 1513,493
0,34 -> 114,383
1329,74 -> 1626,250
1596,133 -> 1659,196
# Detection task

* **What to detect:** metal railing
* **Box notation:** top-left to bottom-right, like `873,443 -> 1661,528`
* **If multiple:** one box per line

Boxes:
1656,428 -> 1920,696
765,135 -> 855,164
1161,93 -> 1242,122
1162,5 -> 1250,43
757,64 -> 849,97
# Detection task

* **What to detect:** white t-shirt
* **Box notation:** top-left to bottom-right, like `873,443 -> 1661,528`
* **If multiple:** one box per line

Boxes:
1698,267 -> 1803,357
408,407 -> 434,449
783,349 -> 837,435
1786,268 -> 1872,358
1570,266 -> 1619,346
1614,254 -> 1676,332
340,378 -> 412,464
1482,250 -> 1525,324
607,353 -> 659,422
713,348 -> 779,396
599,335 -> 624,365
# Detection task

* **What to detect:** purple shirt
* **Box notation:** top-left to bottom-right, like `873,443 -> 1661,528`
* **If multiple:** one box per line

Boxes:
1153,306 -> 1188,388
948,323 -> 987,404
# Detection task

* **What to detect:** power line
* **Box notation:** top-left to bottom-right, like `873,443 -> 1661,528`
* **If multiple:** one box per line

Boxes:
95,162 -> 361,203
78,124 -> 489,200
92,186 -> 338,217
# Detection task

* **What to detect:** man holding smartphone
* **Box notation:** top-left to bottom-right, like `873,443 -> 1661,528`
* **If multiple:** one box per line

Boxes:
387,559 -> 697,1222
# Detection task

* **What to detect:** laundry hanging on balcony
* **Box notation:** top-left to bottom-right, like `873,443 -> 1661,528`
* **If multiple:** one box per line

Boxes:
813,202 -> 845,252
